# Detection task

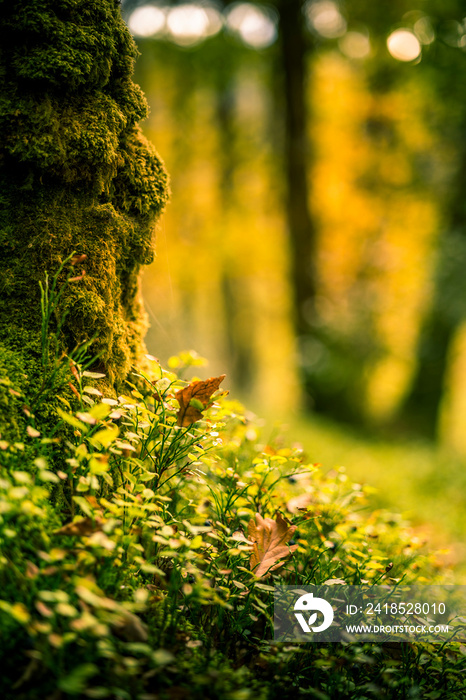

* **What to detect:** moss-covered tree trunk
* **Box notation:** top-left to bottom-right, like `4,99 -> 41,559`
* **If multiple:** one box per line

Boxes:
0,0 -> 169,436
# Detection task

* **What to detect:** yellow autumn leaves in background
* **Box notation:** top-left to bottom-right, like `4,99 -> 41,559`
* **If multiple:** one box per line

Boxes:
140,50 -> 442,424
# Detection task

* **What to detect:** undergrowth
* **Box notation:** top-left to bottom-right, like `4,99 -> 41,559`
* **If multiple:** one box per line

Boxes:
0,265 -> 464,699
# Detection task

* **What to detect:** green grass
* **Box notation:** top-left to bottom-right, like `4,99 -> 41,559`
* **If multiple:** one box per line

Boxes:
258,410 -> 466,581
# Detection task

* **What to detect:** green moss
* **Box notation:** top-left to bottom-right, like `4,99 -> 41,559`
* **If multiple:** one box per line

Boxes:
0,0 -> 170,433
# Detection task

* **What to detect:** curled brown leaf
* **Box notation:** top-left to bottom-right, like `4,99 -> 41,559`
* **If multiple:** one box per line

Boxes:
248,513 -> 298,579
175,374 -> 226,427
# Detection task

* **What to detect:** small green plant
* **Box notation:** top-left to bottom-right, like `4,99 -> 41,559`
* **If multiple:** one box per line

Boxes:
32,252 -> 99,413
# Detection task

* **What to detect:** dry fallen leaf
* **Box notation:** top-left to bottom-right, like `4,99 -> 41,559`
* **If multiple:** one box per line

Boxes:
54,517 -> 105,537
248,513 -> 298,578
175,374 -> 226,427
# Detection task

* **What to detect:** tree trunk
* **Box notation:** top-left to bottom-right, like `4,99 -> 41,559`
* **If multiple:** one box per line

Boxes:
276,0 -> 317,339
0,0 -> 169,438
399,137 -> 466,438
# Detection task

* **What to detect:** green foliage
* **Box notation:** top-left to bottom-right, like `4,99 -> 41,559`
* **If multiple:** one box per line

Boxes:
0,291 -> 464,697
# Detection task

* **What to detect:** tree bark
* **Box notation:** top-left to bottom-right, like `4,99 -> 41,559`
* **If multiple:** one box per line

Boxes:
0,0 -> 169,438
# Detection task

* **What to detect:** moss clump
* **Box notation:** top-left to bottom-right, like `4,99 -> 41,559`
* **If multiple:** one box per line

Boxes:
0,0 -> 169,439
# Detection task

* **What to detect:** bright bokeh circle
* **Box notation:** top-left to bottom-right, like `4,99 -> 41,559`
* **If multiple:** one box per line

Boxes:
387,29 -> 421,62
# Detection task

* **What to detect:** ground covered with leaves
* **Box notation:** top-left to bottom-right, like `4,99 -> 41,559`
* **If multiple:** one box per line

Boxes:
0,276 -> 465,698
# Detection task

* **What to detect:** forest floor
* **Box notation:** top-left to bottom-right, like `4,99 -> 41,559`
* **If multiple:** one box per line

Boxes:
254,409 -> 466,582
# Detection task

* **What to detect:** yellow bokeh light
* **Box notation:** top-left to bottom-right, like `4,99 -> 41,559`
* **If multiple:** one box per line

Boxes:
339,31 -> 371,59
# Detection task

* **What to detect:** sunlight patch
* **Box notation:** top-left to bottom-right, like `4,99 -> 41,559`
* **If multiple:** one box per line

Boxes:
226,3 -> 278,49
166,4 -> 223,46
128,5 -> 166,38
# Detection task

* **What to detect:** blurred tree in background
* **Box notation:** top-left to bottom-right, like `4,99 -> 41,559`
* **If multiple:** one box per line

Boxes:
396,1 -> 466,439
120,0 -> 466,445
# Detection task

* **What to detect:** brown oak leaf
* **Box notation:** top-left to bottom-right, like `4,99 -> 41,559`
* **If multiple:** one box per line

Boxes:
248,513 -> 298,578
175,374 -> 226,427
